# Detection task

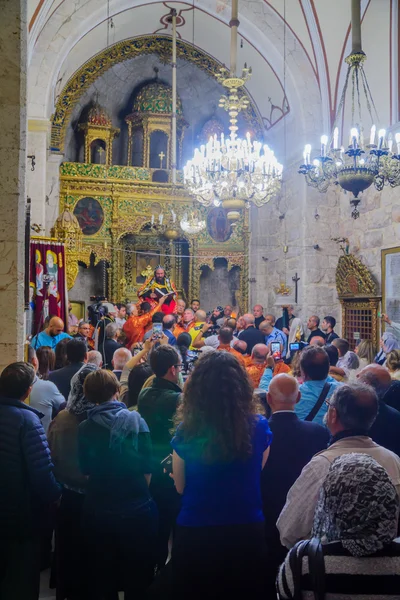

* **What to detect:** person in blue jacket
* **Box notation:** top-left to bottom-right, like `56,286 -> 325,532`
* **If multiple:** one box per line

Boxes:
0,361 -> 61,600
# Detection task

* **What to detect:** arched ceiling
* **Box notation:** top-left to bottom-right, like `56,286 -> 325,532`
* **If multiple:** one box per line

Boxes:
27,0 -> 395,159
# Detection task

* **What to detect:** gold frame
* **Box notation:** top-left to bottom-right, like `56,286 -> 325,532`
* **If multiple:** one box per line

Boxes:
381,246 -> 400,332
58,164 -> 250,310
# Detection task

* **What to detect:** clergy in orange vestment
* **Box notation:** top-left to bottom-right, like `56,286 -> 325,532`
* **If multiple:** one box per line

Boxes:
123,297 -> 166,348
216,327 -> 246,366
245,344 -> 269,388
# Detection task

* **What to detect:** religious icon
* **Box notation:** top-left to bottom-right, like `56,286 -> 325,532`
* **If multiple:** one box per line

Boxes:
73,197 -> 104,235
46,250 -> 58,298
35,249 -> 44,296
207,207 -> 232,243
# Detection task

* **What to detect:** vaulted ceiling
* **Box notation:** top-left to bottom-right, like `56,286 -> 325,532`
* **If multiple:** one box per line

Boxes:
27,0 -> 396,159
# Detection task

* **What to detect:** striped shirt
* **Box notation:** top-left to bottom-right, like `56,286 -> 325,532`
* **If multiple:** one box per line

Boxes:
277,539 -> 400,600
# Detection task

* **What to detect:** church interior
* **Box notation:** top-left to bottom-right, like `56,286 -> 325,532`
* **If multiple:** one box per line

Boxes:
2,0 -> 400,597
0,0 -> 399,362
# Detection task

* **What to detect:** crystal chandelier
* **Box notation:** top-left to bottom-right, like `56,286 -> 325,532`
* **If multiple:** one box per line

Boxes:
299,0 -> 400,219
180,210 -> 206,235
183,0 -> 282,226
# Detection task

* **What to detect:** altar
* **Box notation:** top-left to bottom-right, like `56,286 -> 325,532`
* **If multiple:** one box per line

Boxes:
52,71 -> 253,312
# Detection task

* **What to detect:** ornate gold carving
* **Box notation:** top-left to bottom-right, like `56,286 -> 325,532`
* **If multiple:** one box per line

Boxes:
51,35 -> 263,152
51,209 -> 83,289
336,254 -> 377,298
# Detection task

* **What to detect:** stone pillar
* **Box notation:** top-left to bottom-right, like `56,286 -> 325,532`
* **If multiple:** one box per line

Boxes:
0,0 -> 27,369
45,153 -> 64,235
27,118 -> 50,232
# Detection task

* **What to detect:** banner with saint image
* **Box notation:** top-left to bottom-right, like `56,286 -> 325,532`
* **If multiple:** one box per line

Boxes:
29,240 -> 67,335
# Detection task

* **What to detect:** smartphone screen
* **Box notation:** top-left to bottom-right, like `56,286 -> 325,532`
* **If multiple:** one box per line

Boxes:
290,342 -> 300,352
153,323 -> 163,338
271,342 -> 281,353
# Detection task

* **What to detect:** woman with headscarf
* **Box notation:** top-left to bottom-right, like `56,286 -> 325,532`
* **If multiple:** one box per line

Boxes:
277,453 -> 400,599
79,370 -> 157,599
47,361 -> 99,600
375,332 -> 400,366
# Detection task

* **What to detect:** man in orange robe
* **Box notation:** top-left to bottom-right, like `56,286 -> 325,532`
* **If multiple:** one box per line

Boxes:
217,327 -> 246,367
123,296 -> 166,349
173,308 -> 195,338
246,343 -> 269,388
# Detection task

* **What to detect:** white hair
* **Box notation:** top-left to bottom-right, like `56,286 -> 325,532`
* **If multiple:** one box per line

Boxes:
112,347 -> 132,370
87,350 -> 103,367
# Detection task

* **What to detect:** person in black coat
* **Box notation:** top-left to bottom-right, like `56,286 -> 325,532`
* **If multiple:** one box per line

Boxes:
102,322 -> 122,370
261,373 -> 329,592
358,364 -> 400,457
0,362 -> 61,599
49,338 -> 87,400
238,314 -> 265,355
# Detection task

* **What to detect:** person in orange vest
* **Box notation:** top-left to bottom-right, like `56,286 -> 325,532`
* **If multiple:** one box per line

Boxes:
123,296 -> 166,349
217,327 -> 246,367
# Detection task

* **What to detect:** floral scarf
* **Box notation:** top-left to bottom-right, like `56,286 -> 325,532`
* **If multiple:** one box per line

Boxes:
312,453 -> 399,557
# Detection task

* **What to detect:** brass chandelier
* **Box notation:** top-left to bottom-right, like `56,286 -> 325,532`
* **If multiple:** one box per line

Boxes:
299,0 -> 400,219
183,0 -> 282,225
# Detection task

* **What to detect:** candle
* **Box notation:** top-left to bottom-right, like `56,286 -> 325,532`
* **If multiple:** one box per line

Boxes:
369,124 -> 376,146
350,128 -> 358,149
378,129 -> 386,149
395,132 -> 400,155
151,214 -> 154,225
320,135 -> 328,157
305,144 -> 311,165
388,136 -> 393,153
159,213 -> 163,225
333,127 -> 339,150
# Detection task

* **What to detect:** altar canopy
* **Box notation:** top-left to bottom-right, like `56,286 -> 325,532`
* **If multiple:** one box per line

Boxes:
29,240 -> 67,334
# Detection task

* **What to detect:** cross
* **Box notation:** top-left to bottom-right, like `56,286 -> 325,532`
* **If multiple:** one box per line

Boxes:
292,272 -> 300,304
159,151 -> 165,169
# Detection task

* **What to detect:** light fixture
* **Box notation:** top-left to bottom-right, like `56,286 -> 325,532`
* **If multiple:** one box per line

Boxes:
180,210 -> 206,235
183,0 -> 282,226
299,0 -> 400,219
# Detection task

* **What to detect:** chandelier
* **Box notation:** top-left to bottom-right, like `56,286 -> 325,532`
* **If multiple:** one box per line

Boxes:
299,0 -> 400,219
180,210 -> 206,235
183,0 -> 282,226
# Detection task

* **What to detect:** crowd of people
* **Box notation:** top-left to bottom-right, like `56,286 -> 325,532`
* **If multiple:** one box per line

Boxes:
2,296 -> 400,599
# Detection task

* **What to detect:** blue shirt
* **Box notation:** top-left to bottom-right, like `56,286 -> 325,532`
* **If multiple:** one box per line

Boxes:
295,376 -> 342,425
265,327 -> 287,355
259,370 -> 342,426
171,415 -> 273,527
31,330 -> 71,350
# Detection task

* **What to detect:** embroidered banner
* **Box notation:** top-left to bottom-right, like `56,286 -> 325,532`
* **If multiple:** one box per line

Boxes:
29,240 -> 67,335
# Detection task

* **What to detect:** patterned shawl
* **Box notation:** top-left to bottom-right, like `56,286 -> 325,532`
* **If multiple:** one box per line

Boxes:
66,362 -> 98,416
312,453 -> 399,557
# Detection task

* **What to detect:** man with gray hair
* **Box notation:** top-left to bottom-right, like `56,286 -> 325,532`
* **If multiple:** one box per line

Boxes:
238,313 -> 265,355
261,373 -> 329,586
277,382 -> 400,549
112,347 -> 132,381
102,322 -> 121,370
87,350 -> 103,367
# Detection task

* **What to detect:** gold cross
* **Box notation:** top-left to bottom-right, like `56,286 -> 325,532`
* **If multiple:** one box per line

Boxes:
159,151 -> 165,169
97,146 -> 105,156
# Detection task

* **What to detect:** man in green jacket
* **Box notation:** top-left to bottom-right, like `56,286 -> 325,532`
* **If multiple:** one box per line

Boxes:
138,345 -> 182,570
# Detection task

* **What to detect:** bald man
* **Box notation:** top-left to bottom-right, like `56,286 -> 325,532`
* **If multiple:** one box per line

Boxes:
188,309 -> 207,350
261,373 -> 330,583
309,335 -> 326,347
246,344 -> 269,388
238,313 -> 265,355
31,316 -> 71,350
112,347 -> 132,381
358,364 -> 400,456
